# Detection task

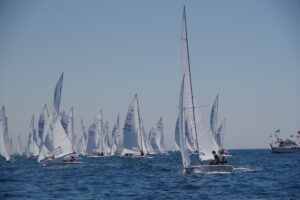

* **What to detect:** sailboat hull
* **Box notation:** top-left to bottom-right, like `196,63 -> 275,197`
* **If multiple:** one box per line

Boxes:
185,165 -> 233,174
271,146 -> 300,153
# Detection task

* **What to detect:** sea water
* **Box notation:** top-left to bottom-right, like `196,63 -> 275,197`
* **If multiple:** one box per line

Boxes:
1,149 -> 299,199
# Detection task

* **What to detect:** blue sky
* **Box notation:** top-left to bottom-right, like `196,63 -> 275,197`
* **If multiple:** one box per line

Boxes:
0,0 -> 299,149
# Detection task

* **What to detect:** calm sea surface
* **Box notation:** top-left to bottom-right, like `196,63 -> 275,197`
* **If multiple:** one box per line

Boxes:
1,149 -> 299,199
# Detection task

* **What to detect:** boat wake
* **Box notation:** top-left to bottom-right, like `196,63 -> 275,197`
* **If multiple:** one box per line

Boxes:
233,167 -> 262,173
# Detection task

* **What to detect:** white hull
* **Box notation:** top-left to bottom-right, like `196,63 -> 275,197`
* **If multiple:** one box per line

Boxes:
271,146 -> 300,153
184,165 -> 233,174
121,154 -> 145,159
41,159 -> 83,166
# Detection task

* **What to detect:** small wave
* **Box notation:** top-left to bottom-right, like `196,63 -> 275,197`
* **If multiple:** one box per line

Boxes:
233,167 -> 262,173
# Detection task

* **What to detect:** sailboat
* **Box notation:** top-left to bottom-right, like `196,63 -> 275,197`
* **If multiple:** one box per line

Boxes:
25,115 -> 40,159
37,73 -> 79,164
103,120 -> 112,155
122,94 -> 145,157
111,115 -> 123,156
76,119 -> 88,156
149,117 -> 166,154
140,119 -> 154,155
178,7 -> 233,173
37,112 -> 77,163
61,107 -> 77,154
0,106 -> 11,161
86,111 -> 104,157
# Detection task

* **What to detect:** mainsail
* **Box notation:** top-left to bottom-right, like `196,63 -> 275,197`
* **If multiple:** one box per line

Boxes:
53,73 -> 63,113
111,115 -> 123,155
122,94 -> 143,153
179,75 -> 191,168
26,115 -> 40,158
174,117 -> 180,151
210,94 -> 219,140
0,106 -> 10,161
103,121 -> 111,155
86,111 -> 103,154
216,118 -> 225,149
61,107 -> 76,152
77,119 -> 87,156
38,104 -> 49,148
141,119 -> 153,154
149,117 -> 165,154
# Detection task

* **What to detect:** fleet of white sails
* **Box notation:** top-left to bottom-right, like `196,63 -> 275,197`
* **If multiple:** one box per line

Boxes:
0,7 -> 228,170
0,74 -> 167,162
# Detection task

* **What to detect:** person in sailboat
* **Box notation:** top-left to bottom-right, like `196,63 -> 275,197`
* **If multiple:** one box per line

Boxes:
140,150 -> 144,156
210,151 -> 220,165
218,149 -> 227,164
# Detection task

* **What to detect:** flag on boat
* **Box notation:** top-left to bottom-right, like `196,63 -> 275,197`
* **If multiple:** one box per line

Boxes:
275,129 -> 280,133
297,130 -> 300,134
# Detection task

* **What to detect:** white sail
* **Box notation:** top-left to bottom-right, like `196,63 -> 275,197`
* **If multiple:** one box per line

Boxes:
54,73 -> 63,113
149,117 -> 165,154
111,115 -> 123,155
26,115 -> 40,158
210,94 -> 219,140
0,106 -> 10,161
141,119 -> 153,154
38,112 -> 74,162
194,100 -> 219,160
61,107 -> 76,152
77,120 -> 87,156
17,134 -> 23,156
86,111 -> 103,154
96,110 -> 104,154
122,94 -> 143,154
103,121 -> 111,155
179,75 -> 191,168
216,118 -> 225,149
38,104 -> 50,148
181,7 -> 198,152
174,117 -> 180,151
180,7 -> 219,161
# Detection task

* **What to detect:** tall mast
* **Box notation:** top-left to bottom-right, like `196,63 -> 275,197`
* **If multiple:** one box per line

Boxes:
182,6 -> 200,154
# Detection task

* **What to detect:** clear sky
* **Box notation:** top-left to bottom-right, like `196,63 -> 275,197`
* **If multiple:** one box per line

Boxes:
0,0 -> 299,150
